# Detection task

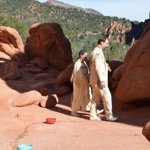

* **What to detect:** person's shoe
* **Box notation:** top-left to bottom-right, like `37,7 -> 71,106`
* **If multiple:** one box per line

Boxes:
71,112 -> 80,117
90,115 -> 101,121
106,116 -> 118,122
97,109 -> 104,114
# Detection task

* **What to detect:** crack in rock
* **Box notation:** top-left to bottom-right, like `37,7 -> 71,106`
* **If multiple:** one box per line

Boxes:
11,122 -> 35,150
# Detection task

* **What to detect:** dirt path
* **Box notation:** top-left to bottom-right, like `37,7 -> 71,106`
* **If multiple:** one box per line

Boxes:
0,94 -> 149,150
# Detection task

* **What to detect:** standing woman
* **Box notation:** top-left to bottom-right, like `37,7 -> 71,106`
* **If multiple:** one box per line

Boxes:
70,50 -> 90,117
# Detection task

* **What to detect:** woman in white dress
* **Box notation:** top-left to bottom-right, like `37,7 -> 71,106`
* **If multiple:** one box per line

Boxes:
70,50 -> 90,117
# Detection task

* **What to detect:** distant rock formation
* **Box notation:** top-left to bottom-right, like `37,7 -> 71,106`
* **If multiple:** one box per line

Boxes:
114,22 -> 150,103
106,21 -> 131,43
46,0 -> 70,7
85,8 -> 102,15
125,19 -> 150,44
46,0 -> 103,15
106,19 -> 150,45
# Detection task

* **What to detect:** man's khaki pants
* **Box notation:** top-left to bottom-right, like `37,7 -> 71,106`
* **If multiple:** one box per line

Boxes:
90,85 -> 113,118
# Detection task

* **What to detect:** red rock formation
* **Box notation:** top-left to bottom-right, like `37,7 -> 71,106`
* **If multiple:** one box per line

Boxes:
142,121 -> 150,142
40,94 -> 59,108
54,85 -> 71,96
55,63 -> 74,85
108,60 -> 123,77
55,60 -> 123,89
25,23 -> 73,71
0,61 -> 21,80
0,97 -> 10,111
0,26 -> 25,80
0,24 -> 73,110
107,60 -> 123,89
0,26 -> 24,57
110,64 -> 124,90
106,21 -> 131,43
11,91 -> 42,107
0,23 -> 72,110
115,22 -> 150,103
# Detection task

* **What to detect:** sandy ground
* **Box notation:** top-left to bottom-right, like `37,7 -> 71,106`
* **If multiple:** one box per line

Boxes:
0,94 -> 149,150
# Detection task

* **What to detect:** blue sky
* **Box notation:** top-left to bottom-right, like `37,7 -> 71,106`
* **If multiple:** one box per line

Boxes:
37,0 -> 150,22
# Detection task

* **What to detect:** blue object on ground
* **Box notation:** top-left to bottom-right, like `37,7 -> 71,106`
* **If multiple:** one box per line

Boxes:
17,144 -> 32,150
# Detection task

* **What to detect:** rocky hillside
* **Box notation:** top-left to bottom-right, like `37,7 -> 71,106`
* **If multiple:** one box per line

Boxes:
46,0 -> 103,15
0,0 -> 133,59
46,0 -> 73,7
0,0 -> 148,61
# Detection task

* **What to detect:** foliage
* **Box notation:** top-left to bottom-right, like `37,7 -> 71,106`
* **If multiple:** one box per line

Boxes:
0,15 -> 29,42
104,41 -> 129,61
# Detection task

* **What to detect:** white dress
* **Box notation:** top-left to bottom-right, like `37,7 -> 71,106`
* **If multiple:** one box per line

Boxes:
71,59 -> 90,112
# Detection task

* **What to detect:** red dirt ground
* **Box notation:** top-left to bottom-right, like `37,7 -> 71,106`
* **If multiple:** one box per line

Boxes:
0,94 -> 149,150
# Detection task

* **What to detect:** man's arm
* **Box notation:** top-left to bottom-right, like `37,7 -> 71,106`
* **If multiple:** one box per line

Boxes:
93,53 -> 106,88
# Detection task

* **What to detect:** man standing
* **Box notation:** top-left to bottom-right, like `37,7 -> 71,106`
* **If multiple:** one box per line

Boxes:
89,37 -> 117,121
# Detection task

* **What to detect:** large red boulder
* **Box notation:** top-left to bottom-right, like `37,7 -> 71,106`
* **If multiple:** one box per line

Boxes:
0,26 -> 25,80
115,22 -> 150,103
25,23 -> 73,71
110,64 -> 124,90
11,91 -> 42,107
0,24 -> 73,111
0,26 -> 24,60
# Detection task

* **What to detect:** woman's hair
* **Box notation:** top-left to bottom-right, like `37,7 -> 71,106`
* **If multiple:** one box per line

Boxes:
78,50 -> 87,57
97,37 -> 108,44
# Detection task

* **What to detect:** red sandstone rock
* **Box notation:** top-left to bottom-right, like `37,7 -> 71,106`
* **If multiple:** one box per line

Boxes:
0,98 -> 10,111
0,24 -> 73,111
142,121 -> 150,142
55,63 -> 74,85
30,57 -> 48,69
26,66 -> 43,73
0,26 -> 24,60
0,61 -> 21,80
115,22 -> 150,103
108,60 -> 123,75
36,87 -> 51,96
11,91 -> 42,107
0,26 -> 25,80
107,60 -> 123,87
25,23 -> 73,71
54,85 -> 71,96
110,64 -> 124,90
40,94 -> 59,108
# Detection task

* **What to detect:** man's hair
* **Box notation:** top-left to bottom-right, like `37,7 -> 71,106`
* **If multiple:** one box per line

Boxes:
97,37 -> 108,45
79,50 -> 87,56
